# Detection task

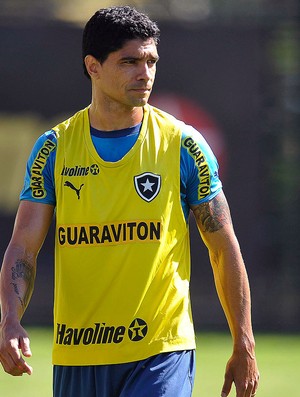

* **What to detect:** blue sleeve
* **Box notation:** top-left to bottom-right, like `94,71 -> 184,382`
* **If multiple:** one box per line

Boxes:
20,130 -> 57,205
180,125 -> 222,219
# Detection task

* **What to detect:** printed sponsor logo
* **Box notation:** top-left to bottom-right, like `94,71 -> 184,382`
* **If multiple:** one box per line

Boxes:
182,137 -> 211,200
128,318 -> 148,341
56,318 -> 148,346
134,172 -> 161,202
64,181 -> 84,199
57,220 -> 161,247
61,164 -> 100,177
30,139 -> 56,199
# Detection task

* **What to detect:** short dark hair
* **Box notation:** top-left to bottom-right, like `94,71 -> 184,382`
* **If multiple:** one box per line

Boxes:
82,6 -> 160,79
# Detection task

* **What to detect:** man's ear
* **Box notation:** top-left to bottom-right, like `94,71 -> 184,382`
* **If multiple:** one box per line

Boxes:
84,55 -> 101,79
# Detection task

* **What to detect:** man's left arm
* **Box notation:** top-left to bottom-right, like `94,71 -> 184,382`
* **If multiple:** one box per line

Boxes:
191,190 -> 259,397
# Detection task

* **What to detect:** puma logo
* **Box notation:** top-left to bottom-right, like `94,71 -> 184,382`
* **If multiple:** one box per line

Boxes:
64,181 -> 84,199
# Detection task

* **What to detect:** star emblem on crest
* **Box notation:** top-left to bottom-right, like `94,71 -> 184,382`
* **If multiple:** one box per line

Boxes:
134,172 -> 161,202
141,178 -> 155,192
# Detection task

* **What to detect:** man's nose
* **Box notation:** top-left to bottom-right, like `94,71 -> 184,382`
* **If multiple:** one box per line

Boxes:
137,63 -> 153,80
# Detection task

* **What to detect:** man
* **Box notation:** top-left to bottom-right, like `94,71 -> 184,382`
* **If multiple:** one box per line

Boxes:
0,6 -> 259,397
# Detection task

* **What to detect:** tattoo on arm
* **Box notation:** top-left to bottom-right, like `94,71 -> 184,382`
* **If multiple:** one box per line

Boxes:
11,260 -> 35,310
192,193 -> 232,233
10,282 -> 20,295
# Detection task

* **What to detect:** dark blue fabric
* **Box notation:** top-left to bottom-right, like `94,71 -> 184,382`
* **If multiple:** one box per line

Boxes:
53,350 -> 195,397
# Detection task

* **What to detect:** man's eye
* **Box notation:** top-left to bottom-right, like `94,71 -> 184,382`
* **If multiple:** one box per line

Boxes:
123,59 -> 136,64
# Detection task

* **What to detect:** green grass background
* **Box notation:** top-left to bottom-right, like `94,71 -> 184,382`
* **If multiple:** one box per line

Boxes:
0,329 -> 299,396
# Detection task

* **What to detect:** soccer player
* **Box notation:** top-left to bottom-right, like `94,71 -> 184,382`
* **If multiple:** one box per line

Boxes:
0,6 -> 259,397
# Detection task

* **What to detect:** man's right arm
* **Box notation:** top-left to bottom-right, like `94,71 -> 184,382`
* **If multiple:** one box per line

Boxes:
0,201 -> 54,376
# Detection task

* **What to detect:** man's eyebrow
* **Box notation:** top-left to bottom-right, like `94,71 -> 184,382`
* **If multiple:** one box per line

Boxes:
120,55 -> 160,61
120,56 -> 138,61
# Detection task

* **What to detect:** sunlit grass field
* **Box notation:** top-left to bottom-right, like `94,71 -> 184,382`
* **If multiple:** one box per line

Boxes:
0,329 -> 299,396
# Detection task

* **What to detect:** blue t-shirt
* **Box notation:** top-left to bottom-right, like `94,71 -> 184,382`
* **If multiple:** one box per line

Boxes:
20,123 -> 222,221
90,124 -> 141,162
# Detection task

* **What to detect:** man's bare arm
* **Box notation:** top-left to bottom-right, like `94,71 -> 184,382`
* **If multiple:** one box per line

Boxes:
0,201 -> 54,376
191,190 -> 259,397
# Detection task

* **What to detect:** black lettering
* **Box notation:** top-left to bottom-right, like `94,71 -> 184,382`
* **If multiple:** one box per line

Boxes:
57,221 -> 161,246
32,189 -> 45,198
83,328 -> 94,345
30,139 -> 56,200
150,222 -> 161,240
89,226 -> 101,244
31,177 -> 42,185
58,227 -> 66,245
34,159 -> 45,167
194,150 -> 202,160
199,165 -> 209,176
56,321 -> 140,346
110,224 -> 122,242
137,222 -> 148,240
189,144 -> 199,154
127,222 -> 137,240
32,162 -> 43,170
67,227 -> 78,245
195,156 -> 205,166
200,186 -> 210,194
31,169 -> 42,176
78,226 -> 89,244
73,328 -> 85,345
200,178 -> 210,186
123,223 -> 127,241
36,153 -> 46,161
96,324 -> 106,344
184,137 -> 193,147
92,323 -> 100,344
101,225 -> 112,243
102,326 -> 115,343
45,140 -> 56,150
56,323 -> 66,344
113,326 -> 126,343
63,328 -> 73,345
41,147 -> 50,156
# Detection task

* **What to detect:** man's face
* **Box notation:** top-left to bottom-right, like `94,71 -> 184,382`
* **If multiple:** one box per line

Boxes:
94,38 -> 159,109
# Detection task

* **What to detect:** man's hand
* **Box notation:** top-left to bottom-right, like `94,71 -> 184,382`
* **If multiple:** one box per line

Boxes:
0,321 -> 33,376
221,349 -> 259,397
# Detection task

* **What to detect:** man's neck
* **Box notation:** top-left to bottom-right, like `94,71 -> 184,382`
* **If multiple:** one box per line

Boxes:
88,101 -> 144,131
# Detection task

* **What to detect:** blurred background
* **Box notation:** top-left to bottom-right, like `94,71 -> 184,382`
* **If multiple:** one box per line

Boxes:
0,0 -> 299,333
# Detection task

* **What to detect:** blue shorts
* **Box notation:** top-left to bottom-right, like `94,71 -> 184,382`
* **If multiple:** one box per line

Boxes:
53,350 -> 195,397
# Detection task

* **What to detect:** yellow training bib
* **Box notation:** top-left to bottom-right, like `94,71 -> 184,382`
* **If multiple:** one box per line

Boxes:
52,105 -> 195,365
